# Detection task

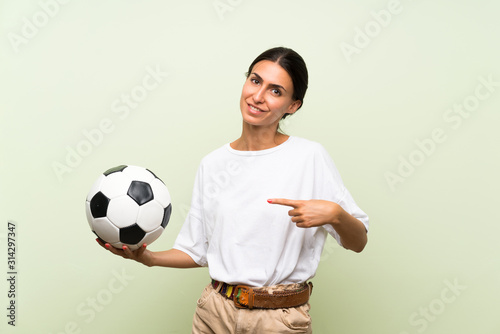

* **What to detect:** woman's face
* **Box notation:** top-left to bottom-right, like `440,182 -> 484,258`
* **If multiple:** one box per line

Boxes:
239,60 -> 301,129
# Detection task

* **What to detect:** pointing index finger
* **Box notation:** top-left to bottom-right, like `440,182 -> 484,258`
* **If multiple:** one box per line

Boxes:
267,198 -> 300,208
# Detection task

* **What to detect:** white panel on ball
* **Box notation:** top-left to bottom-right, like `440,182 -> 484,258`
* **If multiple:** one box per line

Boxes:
92,217 -> 120,243
150,178 -> 171,207
86,174 -> 105,202
107,196 -> 139,228
123,165 -> 155,182
100,172 -> 133,199
140,226 -> 165,247
136,200 -> 165,232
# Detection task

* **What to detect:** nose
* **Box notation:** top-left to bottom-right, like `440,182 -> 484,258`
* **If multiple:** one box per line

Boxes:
253,87 -> 265,104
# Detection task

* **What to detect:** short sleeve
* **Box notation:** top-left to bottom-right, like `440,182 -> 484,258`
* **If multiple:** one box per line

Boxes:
172,165 -> 208,267
315,144 -> 369,244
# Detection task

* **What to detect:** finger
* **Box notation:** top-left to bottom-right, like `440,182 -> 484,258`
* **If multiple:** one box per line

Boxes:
96,238 -> 106,248
106,243 -> 125,256
122,245 -> 134,258
97,239 -> 113,251
136,243 -> 147,257
268,198 -> 300,208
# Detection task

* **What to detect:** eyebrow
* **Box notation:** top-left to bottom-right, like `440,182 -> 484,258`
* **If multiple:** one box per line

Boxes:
251,72 -> 288,93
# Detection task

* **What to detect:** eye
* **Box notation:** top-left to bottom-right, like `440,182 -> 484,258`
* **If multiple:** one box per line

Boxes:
250,77 -> 260,85
271,88 -> 282,96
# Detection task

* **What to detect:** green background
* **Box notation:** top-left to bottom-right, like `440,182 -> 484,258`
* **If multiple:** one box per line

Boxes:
1,0 -> 499,333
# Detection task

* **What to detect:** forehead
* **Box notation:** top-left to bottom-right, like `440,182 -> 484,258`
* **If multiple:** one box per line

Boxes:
250,60 -> 293,90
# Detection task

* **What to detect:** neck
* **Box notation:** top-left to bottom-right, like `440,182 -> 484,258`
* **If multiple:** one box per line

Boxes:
231,122 -> 288,151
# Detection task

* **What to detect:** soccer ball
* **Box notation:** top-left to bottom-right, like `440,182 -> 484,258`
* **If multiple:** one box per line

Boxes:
85,165 -> 172,250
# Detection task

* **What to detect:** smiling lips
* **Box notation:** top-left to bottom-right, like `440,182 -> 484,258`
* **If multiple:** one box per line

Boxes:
248,103 -> 267,113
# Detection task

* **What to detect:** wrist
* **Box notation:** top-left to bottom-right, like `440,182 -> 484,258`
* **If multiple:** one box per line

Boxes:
144,250 -> 156,267
329,202 -> 346,227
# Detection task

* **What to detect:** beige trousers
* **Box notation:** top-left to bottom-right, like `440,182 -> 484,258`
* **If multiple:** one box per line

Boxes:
192,283 -> 313,334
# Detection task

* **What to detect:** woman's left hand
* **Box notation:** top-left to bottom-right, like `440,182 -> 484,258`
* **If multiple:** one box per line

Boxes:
269,198 -> 368,252
267,198 -> 343,228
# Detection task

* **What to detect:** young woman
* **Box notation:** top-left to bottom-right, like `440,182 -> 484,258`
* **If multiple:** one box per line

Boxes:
99,47 -> 369,333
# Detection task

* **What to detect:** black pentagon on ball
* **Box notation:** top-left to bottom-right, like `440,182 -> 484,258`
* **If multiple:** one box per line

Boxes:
90,191 -> 110,218
127,181 -> 154,205
120,223 -> 146,245
103,165 -> 128,176
161,204 -> 172,228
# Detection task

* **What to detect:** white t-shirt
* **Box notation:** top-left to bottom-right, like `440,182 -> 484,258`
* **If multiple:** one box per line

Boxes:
173,136 -> 369,286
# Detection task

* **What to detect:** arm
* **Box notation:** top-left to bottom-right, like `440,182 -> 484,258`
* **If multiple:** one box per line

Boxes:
326,202 -> 367,253
149,248 -> 201,268
268,199 -> 368,253
96,239 -> 201,268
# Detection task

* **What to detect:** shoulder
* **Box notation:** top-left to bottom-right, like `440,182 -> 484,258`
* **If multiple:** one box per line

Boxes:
289,136 -> 340,173
288,136 -> 329,155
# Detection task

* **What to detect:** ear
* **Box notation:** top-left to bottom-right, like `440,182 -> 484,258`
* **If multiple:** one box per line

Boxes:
287,100 -> 302,114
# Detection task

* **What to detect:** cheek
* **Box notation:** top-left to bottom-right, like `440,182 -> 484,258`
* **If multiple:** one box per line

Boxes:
240,89 -> 248,107
240,90 -> 251,113
269,100 -> 290,114
241,82 -> 253,99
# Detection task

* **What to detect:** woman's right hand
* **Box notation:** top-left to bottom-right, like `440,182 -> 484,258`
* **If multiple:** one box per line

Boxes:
96,239 -> 155,267
96,239 -> 201,268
